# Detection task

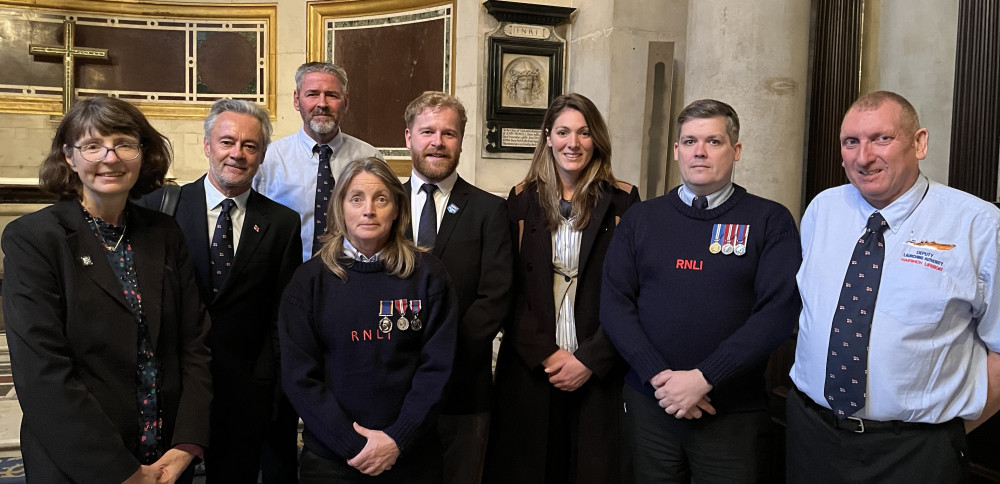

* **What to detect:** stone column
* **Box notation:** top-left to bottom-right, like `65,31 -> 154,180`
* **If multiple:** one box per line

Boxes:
569,0 -> 688,197
683,0 -> 810,216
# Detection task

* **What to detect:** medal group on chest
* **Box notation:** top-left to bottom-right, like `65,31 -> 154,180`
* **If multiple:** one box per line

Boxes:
378,299 -> 424,333
709,223 -> 749,256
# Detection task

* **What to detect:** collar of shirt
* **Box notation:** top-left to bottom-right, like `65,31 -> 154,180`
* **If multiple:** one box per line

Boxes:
343,238 -> 381,262
409,169 -> 458,235
203,176 -> 251,252
295,127 -> 346,164
677,182 -> 734,209
848,173 -> 929,235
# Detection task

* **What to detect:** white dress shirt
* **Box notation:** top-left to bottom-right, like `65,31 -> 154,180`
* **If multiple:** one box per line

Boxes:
203,176 -> 251,253
552,214 -> 582,353
409,169 -> 458,238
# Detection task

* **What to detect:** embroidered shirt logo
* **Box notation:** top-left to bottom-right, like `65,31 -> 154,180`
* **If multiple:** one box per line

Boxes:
900,239 -> 955,272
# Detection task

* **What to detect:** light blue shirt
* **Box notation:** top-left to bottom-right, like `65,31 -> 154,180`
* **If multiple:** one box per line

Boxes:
791,174 -> 1000,423
677,182 -> 734,209
255,128 -> 383,261
343,238 -> 380,262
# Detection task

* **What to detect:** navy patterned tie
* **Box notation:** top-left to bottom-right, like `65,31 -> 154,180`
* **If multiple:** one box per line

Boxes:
211,198 -> 235,294
313,144 -> 334,254
824,211 -> 888,418
417,183 -> 438,248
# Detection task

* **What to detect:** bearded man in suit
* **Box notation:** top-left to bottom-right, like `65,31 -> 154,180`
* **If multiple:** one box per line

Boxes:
402,91 -> 514,484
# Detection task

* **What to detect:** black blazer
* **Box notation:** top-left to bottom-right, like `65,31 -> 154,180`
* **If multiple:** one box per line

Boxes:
139,178 -> 301,401
404,176 -> 513,414
485,180 -> 639,483
502,180 -> 639,380
1,199 -> 212,483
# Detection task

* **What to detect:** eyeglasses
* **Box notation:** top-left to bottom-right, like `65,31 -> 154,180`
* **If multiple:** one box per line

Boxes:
73,143 -> 143,162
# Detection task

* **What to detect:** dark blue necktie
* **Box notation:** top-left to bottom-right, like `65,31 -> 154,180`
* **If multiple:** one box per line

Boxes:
417,183 -> 438,248
824,211 -> 889,418
210,198 -> 235,294
313,144 -> 334,254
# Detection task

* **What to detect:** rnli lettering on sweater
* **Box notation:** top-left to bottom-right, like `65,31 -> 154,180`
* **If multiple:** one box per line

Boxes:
675,258 -> 703,271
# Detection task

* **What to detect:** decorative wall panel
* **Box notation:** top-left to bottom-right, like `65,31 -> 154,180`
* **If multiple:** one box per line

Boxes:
308,0 -> 454,166
0,0 -> 276,118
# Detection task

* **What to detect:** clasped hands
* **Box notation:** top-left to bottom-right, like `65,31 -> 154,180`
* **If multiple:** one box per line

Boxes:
543,349 -> 593,391
650,369 -> 716,419
122,449 -> 195,484
347,422 -> 400,476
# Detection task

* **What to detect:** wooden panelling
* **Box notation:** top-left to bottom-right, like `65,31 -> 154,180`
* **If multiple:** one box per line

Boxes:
948,0 -> 1000,202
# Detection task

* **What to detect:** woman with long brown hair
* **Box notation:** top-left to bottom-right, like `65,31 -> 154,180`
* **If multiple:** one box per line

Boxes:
485,93 -> 639,484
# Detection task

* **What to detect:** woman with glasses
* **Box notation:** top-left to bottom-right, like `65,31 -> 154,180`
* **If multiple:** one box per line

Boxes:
1,96 -> 212,484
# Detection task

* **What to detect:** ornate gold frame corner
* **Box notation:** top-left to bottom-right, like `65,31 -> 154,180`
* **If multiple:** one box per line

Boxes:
0,0 -> 278,120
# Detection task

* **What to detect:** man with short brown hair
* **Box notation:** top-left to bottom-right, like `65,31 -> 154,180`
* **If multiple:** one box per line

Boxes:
403,91 -> 513,484
602,99 -> 801,482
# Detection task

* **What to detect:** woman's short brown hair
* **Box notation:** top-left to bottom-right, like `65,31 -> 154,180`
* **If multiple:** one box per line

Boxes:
39,96 -> 172,199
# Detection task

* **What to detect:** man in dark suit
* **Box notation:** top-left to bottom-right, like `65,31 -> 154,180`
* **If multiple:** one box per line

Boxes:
402,91 -> 513,484
139,99 -> 302,483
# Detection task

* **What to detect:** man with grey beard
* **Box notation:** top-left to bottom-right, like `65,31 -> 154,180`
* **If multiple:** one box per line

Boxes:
256,62 -> 383,261
253,61 -> 381,482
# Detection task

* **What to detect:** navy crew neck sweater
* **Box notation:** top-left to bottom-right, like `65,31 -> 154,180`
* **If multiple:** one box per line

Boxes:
279,253 -> 458,461
601,185 -> 801,413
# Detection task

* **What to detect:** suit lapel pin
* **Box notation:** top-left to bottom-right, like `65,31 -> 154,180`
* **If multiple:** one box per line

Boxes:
254,224 -> 260,232
447,203 -> 459,214
81,256 -> 93,266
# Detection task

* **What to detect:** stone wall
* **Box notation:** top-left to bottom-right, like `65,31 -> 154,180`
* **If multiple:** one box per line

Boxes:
0,0 -> 968,216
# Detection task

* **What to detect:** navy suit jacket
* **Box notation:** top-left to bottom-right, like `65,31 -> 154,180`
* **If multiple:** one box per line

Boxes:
405,175 -> 513,414
139,178 -> 300,407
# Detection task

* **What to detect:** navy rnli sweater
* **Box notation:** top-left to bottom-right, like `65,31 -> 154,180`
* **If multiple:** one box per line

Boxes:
279,253 -> 458,461
601,185 -> 801,413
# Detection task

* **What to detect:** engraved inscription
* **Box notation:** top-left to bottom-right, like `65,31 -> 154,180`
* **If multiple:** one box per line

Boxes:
504,24 -> 550,40
501,128 -> 542,148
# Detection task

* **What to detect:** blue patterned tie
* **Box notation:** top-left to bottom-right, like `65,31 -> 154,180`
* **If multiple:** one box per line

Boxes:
824,211 -> 888,418
210,198 -> 235,294
313,144 -> 334,255
417,183 -> 439,248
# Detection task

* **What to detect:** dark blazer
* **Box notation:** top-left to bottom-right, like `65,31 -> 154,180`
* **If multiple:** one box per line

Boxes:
485,180 -> 640,484
139,177 -> 301,481
1,199 -> 212,484
404,175 -> 513,414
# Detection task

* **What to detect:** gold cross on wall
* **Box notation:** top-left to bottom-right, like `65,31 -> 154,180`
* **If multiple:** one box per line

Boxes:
29,20 -> 109,114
